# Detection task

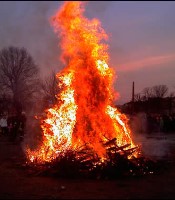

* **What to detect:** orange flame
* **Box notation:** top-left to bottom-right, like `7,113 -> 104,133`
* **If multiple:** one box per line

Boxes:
26,1 -> 137,164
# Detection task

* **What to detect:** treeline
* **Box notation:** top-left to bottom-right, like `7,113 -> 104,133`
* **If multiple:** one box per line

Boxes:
134,85 -> 174,102
121,85 -> 175,134
122,85 -> 175,115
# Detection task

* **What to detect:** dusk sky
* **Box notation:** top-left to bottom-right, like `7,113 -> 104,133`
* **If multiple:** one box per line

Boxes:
0,1 -> 175,104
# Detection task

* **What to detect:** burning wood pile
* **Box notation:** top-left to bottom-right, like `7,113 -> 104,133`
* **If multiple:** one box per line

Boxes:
24,2 -> 158,179
26,137 -> 158,179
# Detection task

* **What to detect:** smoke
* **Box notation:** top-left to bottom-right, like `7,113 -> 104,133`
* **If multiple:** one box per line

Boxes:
22,115 -> 43,152
138,135 -> 171,160
130,113 -> 171,160
0,1 -> 114,79
0,1 -> 64,78
85,1 -> 111,16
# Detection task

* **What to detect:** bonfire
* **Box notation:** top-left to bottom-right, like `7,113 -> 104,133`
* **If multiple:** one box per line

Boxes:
25,2 -> 156,178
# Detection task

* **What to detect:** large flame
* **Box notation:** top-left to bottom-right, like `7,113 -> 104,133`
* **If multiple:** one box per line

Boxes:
26,1 -> 136,163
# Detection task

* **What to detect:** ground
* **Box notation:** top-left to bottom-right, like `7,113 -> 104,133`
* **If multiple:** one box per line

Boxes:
0,133 -> 175,199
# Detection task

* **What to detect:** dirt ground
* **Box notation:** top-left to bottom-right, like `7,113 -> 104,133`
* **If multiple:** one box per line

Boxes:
0,133 -> 175,199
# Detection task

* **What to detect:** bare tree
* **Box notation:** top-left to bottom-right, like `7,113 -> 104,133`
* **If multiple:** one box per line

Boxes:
41,70 -> 60,105
134,93 -> 142,102
141,87 -> 153,100
169,92 -> 175,97
0,46 -> 39,114
152,85 -> 168,98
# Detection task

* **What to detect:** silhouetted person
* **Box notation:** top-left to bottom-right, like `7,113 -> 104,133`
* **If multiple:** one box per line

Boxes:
0,115 -> 8,136
162,115 -> 169,133
147,114 -> 152,134
8,114 -> 20,142
19,112 -> 27,141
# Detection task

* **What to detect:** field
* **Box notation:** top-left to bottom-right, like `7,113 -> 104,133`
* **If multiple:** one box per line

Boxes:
0,132 -> 175,199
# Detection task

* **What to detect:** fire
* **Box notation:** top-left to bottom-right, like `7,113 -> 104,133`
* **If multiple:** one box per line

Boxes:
26,2 -> 137,164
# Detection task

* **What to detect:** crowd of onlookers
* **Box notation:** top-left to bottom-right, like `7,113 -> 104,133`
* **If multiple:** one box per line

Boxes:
129,112 -> 175,134
0,112 -> 26,142
1,110 -> 175,141
147,113 -> 175,133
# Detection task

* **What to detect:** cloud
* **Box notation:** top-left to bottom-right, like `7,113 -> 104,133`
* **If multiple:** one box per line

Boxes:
117,53 -> 175,72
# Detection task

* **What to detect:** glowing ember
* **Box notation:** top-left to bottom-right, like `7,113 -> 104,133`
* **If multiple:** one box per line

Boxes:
26,2 -> 137,164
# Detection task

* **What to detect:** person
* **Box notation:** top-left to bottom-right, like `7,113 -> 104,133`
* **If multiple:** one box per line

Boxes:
18,112 -> 27,141
7,113 -> 20,142
159,116 -> 164,133
0,115 -> 8,136
7,114 -> 14,140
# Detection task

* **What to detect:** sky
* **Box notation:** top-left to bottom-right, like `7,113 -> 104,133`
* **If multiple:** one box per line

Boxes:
0,1 -> 175,104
